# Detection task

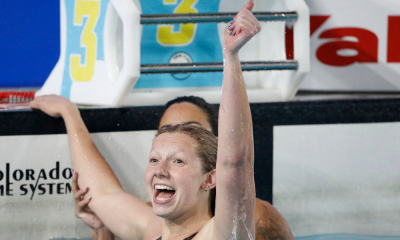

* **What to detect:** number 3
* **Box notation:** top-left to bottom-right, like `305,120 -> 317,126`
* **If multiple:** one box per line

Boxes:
70,0 -> 100,82
157,0 -> 199,46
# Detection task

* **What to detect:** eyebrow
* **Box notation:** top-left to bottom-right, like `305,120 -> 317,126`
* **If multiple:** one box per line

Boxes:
149,147 -> 188,161
160,121 -> 203,129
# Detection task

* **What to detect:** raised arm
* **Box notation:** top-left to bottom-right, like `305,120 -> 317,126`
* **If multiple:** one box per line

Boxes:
214,1 -> 260,239
30,95 -> 154,240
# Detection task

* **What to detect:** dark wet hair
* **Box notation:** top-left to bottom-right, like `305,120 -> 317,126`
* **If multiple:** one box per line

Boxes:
156,124 -> 217,216
158,96 -> 218,136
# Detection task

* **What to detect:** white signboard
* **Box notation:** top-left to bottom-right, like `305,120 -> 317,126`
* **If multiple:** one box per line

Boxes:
301,0 -> 400,91
0,130 -> 155,239
273,122 -> 400,238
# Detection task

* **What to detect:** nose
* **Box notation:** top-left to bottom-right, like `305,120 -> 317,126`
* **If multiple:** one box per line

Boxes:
154,160 -> 169,178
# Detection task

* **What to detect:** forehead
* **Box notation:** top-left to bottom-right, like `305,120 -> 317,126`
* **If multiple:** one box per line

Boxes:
159,102 -> 212,131
152,132 -> 198,155
153,132 -> 196,146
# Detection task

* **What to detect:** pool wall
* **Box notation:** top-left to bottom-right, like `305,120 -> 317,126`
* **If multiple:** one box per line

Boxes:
1,99 -> 400,238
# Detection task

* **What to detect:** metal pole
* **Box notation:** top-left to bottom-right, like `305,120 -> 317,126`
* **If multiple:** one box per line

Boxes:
140,61 -> 298,74
141,12 -> 298,24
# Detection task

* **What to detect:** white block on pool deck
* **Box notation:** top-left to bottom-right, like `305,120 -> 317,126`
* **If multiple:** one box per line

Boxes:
0,130 -> 155,239
273,122 -> 400,237
37,0 -> 309,106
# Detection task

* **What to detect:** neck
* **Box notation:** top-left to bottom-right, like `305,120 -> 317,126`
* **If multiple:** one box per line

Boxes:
160,203 -> 212,240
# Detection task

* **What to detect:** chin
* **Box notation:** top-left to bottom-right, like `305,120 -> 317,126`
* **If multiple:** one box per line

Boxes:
152,206 -> 175,219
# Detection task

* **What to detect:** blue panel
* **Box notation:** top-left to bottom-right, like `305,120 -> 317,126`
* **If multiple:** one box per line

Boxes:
136,0 -> 223,89
0,0 -> 60,88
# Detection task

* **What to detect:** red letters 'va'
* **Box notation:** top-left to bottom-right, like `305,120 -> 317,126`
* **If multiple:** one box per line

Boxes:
317,28 -> 378,67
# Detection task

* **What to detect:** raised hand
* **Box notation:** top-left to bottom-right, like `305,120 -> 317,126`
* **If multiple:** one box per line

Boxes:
223,0 -> 261,55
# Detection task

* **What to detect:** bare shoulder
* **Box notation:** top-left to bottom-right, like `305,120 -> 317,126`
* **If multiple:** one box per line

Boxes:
254,199 -> 294,240
143,216 -> 162,240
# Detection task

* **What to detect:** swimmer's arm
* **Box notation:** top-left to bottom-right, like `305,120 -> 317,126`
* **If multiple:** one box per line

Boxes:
30,95 -> 154,240
213,1 -> 260,239
30,96 -> 118,196
60,104 -> 154,240
58,100 -> 122,195
215,47 -> 256,240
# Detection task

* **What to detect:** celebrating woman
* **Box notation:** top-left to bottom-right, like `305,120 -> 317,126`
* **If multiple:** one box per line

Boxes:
73,95 -> 293,240
31,1 -> 261,239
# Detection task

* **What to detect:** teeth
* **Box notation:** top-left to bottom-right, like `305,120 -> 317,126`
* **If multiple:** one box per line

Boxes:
155,185 -> 175,191
156,197 -> 170,201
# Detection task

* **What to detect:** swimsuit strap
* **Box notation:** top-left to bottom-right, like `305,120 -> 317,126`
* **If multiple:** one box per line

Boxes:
156,232 -> 198,240
184,233 -> 198,240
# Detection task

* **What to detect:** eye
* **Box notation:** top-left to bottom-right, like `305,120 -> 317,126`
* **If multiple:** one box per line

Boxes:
174,159 -> 184,164
149,158 -> 159,164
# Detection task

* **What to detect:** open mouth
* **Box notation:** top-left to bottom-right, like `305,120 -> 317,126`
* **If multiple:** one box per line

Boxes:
154,184 -> 176,204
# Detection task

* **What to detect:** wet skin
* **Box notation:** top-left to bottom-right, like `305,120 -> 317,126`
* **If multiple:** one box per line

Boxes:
146,133 -> 212,223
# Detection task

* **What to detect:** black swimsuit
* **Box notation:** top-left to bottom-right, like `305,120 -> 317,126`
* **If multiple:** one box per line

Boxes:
156,233 -> 197,240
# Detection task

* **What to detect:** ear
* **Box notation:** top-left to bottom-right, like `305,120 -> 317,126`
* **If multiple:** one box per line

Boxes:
202,169 -> 216,190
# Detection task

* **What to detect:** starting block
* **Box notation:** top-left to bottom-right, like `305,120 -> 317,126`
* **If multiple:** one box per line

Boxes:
36,0 -> 309,106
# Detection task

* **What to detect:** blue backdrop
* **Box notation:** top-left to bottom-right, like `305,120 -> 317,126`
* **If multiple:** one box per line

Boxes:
0,1 -> 60,88
0,0 -> 224,89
